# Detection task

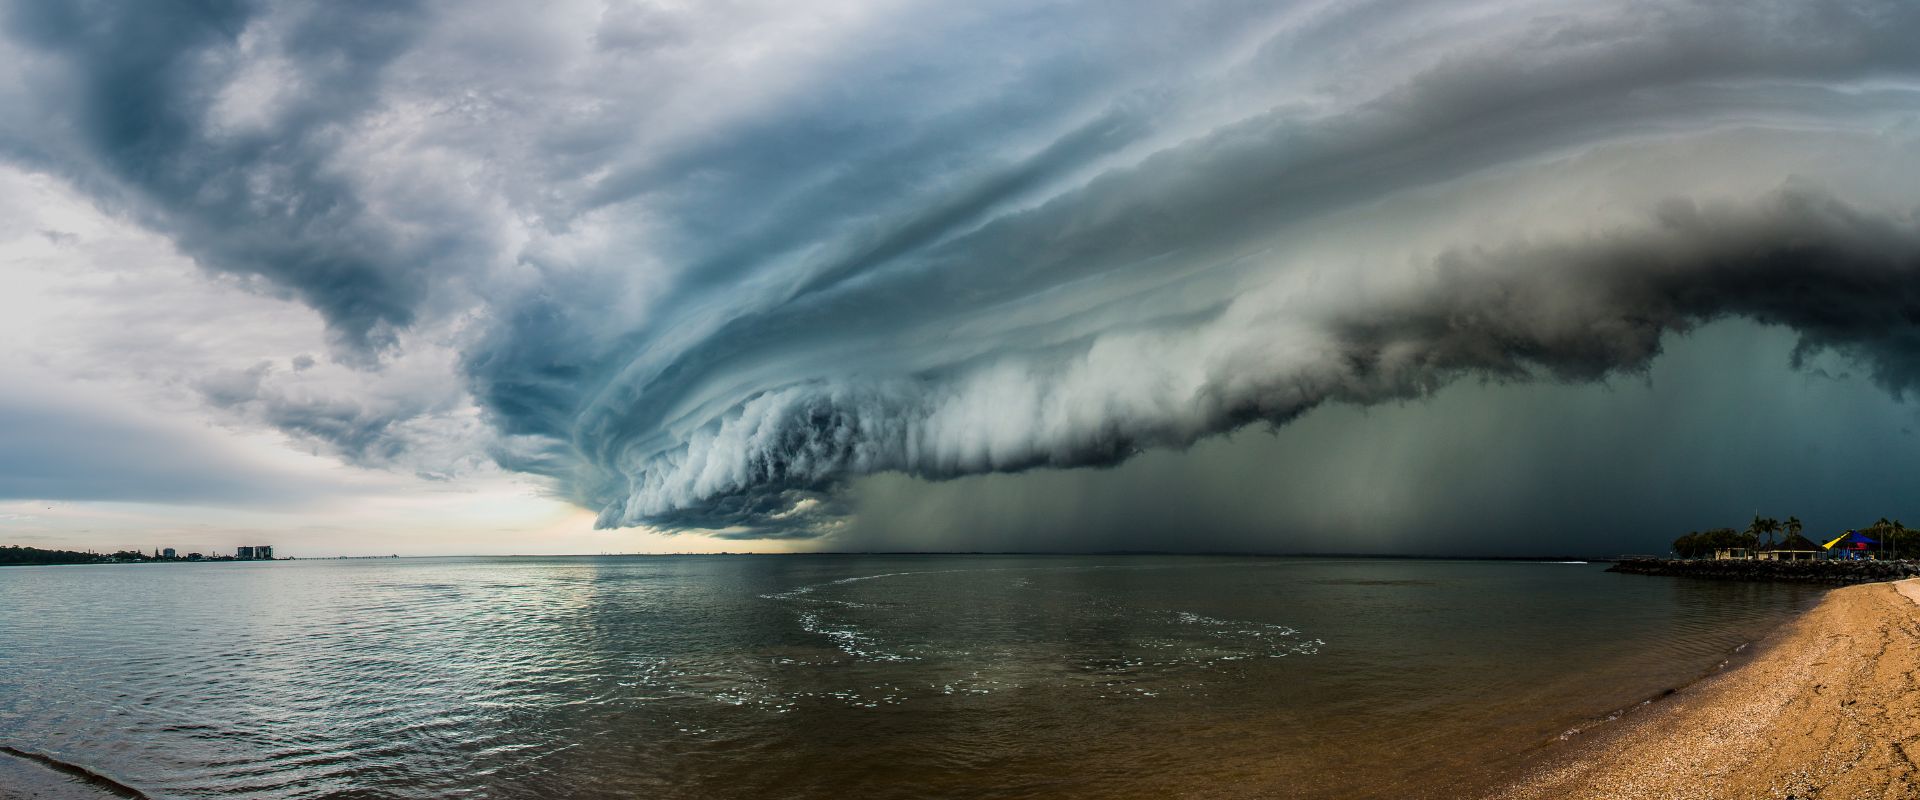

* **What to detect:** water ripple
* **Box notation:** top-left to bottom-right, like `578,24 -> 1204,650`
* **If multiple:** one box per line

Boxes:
0,556 -> 1820,800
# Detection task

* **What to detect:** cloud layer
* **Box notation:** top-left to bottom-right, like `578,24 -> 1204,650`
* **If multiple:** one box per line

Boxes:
6,0 -> 1920,536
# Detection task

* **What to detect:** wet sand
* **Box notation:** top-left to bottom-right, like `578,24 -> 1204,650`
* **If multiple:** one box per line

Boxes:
1498,578 -> 1920,800
0,756 -> 94,800
0,756 -> 115,800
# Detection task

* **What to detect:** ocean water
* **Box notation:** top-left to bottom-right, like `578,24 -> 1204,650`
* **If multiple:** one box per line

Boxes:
0,556 -> 1822,799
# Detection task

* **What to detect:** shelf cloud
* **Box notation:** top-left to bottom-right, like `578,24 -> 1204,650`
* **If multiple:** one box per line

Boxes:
6,0 -> 1920,537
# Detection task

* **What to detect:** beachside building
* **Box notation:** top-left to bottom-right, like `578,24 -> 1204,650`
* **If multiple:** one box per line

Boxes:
162,547 -> 176,558
236,546 -> 255,560
1759,534 -> 1823,561
255,545 -> 273,560
1713,547 -> 1754,560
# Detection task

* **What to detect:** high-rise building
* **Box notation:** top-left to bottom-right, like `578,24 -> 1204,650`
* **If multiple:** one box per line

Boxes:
162,548 -> 176,558
255,545 -> 273,560
236,546 -> 255,560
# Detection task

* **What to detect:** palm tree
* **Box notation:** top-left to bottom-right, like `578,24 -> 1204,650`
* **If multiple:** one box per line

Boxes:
1761,517 -> 1781,549
1784,516 -> 1802,545
1745,515 -> 1766,555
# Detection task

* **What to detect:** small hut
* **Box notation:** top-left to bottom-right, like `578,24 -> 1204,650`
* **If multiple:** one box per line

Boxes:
1759,534 -> 1822,561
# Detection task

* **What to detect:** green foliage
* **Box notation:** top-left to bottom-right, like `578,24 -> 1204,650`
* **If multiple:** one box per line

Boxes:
0,545 -> 111,566
1858,518 -> 1918,558
1,546 -> 226,565
1671,528 -> 1754,558
1742,515 -> 1782,548
1675,516 -> 1919,559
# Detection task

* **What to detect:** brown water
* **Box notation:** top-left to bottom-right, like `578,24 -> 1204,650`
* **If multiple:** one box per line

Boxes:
0,556 -> 1822,799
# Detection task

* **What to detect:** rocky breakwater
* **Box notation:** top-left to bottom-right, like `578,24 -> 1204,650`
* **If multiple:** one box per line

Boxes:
1607,558 -> 1920,585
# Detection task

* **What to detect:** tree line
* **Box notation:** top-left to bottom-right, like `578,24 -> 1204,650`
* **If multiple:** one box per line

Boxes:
1672,516 -> 1919,558
1,545 -> 119,565
0,545 -> 219,566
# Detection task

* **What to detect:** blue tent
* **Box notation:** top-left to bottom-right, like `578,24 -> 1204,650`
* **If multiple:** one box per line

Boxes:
1822,531 -> 1878,549
1821,531 -> 1881,558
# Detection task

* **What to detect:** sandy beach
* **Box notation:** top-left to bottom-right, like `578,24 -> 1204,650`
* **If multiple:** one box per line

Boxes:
1499,578 -> 1920,800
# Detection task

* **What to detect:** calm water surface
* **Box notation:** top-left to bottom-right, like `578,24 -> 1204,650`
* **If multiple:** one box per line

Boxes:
0,556 -> 1821,799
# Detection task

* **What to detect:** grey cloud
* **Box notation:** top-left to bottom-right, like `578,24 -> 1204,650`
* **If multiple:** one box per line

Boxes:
193,358 -> 468,471
833,320 -> 1920,556
197,361 -> 274,409
3,0 -> 441,359
256,394 -> 413,464
580,187 -> 1920,533
11,0 -> 1920,541
503,1 -> 1920,533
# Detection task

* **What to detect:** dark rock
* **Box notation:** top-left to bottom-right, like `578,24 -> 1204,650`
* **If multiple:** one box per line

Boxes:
1605,558 -> 1920,585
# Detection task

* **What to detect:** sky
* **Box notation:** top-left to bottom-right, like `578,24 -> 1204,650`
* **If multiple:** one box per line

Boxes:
3,0 -> 1920,557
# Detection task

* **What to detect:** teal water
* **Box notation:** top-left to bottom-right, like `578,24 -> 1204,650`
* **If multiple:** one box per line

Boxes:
0,556 -> 1821,799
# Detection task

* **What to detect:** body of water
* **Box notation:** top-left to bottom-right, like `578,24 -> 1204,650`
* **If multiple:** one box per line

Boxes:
0,556 -> 1822,798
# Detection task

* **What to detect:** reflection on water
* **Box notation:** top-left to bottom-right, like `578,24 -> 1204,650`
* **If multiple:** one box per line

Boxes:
0,556 -> 1820,799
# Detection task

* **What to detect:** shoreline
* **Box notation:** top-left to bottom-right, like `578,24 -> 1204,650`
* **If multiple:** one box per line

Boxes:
1494,578 -> 1920,799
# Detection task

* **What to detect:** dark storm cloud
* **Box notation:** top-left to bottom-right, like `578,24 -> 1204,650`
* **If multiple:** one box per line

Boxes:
579,187 -> 1920,534
834,319 -> 1920,555
9,0 -> 1920,538
1337,192 -> 1920,398
517,0 -> 1920,533
2,0 -> 440,358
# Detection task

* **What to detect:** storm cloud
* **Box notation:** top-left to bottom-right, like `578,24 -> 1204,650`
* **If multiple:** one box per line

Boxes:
7,0 -> 1920,538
